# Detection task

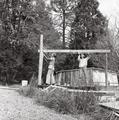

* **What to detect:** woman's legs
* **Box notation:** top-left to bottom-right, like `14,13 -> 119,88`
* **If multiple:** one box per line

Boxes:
46,69 -> 55,84
82,67 -> 88,85
51,70 -> 55,84
46,69 -> 52,84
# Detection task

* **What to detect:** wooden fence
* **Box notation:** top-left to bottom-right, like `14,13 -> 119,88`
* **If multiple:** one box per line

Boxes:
55,68 -> 118,87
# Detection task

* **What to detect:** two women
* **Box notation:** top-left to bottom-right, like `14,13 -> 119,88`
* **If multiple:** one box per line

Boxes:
45,52 -> 90,85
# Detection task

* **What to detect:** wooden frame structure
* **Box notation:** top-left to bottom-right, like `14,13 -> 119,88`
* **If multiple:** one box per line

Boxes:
38,34 -> 110,86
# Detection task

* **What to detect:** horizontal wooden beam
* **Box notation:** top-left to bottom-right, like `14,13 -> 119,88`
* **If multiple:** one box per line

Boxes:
40,49 -> 110,53
43,85 -> 115,95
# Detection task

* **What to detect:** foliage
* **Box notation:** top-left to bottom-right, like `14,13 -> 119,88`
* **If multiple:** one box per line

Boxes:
90,107 -> 117,120
18,86 -> 98,114
18,85 -> 40,98
57,0 -> 109,70
29,73 -> 38,87
70,0 -> 108,49
50,0 -> 78,48
18,86 -> 117,119
0,0 -> 60,49
56,53 -> 78,70
91,29 -> 119,72
0,0 -> 60,84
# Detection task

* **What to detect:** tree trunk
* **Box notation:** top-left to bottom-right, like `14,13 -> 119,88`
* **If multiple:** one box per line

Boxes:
62,9 -> 65,48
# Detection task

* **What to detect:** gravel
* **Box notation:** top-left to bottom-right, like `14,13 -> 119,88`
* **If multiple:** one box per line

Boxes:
0,88 -> 78,120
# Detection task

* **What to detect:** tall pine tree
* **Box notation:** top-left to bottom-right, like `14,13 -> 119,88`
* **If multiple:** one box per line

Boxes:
51,0 -> 78,48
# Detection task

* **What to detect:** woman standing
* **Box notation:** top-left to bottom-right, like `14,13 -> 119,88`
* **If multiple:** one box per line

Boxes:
78,53 -> 90,85
46,53 -> 56,85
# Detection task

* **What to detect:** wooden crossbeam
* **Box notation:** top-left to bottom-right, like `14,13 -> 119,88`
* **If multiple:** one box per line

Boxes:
42,49 -> 110,53
43,85 -> 115,95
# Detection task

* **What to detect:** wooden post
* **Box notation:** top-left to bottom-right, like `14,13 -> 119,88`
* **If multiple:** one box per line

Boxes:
38,34 -> 44,85
105,53 -> 108,87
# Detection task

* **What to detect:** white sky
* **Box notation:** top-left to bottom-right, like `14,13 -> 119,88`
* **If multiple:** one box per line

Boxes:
98,0 -> 119,28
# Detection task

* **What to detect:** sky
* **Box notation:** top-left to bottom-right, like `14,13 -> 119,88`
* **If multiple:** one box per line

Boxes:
98,0 -> 119,28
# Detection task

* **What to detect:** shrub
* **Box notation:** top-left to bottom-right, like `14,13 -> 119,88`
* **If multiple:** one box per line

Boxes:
18,86 -> 114,119
90,106 -> 114,120
73,92 -> 97,114
29,74 -> 38,87
40,90 -> 77,114
18,85 -> 40,98
18,86 -> 100,115
36,88 -> 98,114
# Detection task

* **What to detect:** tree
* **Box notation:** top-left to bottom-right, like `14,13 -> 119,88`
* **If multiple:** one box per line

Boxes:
56,0 -> 109,71
0,0 -> 60,49
69,0 -> 108,49
50,0 -> 78,48
93,28 -> 119,72
0,0 -> 60,84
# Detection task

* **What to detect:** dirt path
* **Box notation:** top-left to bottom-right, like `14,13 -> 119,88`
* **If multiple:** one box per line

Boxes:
0,87 -> 78,120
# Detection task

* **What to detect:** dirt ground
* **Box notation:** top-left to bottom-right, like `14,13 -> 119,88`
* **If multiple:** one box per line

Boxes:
0,87 -> 79,120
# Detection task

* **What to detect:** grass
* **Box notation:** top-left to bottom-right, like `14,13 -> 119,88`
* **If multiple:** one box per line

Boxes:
18,85 -> 40,97
18,86 -> 113,120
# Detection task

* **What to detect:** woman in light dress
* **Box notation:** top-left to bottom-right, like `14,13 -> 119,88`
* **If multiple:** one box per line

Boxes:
46,53 -> 56,85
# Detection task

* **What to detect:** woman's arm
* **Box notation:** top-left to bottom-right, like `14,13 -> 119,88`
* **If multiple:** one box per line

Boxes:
78,55 -> 81,61
87,54 -> 91,60
44,54 -> 54,60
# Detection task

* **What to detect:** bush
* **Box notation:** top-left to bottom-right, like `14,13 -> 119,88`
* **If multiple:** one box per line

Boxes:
36,88 -> 97,114
29,74 -> 38,87
90,106 -> 114,120
18,85 -> 40,98
74,92 -> 97,114
40,90 -> 77,114
18,86 -> 97,114
18,86 -> 114,119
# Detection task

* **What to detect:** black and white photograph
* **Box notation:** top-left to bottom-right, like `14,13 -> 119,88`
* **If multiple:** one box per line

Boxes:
0,0 -> 119,119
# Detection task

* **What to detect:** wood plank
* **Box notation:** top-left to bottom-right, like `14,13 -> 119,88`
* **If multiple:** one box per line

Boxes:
105,53 -> 108,87
43,85 -> 115,96
99,101 -> 119,111
56,67 -> 116,74
42,49 -> 110,53
58,73 -> 62,85
70,71 -> 73,86
38,35 -> 44,85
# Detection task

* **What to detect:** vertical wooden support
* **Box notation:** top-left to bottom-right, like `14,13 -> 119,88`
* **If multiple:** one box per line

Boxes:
70,71 -> 73,87
105,53 -> 108,87
38,34 -> 43,85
